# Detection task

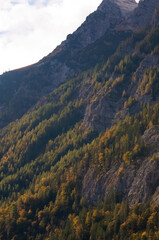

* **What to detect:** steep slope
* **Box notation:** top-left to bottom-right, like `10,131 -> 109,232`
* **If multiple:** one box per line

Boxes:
108,0 -> 137,17
83,23 -> 159,131
119,0 -> 159,30
0,15 -> 158,239
51,0 -> 137,53
0,0 -> 159,239
0,0 -> 137,128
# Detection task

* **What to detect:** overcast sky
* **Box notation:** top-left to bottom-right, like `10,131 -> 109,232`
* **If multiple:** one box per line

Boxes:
0,0 -> 102,74
0,0 -> 139,74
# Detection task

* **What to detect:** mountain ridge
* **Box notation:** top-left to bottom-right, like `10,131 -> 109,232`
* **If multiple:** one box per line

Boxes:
0,1 -> 159,239
0,0 -> 157,130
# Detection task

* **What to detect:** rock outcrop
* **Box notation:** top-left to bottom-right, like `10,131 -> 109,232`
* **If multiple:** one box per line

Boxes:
82,127 -> 159,206
0,0 -> 136,128
83,42 -> 159,132
119,0 -> 159,31
112,0 -> 137,17
1,0 -> 158,129
51,0 -> 137,56
1,0 -> 159,212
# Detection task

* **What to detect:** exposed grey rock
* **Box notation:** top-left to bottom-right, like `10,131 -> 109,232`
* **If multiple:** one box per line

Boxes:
83,90 -> 117,131
0,0 -> 159,208
99,0 -> 137,17
82,158 -> 159,206
82,126 -> 159,206
133,55 -> 159,101
113,0 -> 137,17
142,126 -> 159,154
118,0 -> 159,31
51,0 -> 125,54
83,52 -> 159,132
49,0 -> 138,58
0,0 -> 136,128
82,164 -> 136,205
128,160 -> 159,205
135,55 -> 159,82
36,60 -> 72,88
152,186 -> 159,205
1,0 -> 157,130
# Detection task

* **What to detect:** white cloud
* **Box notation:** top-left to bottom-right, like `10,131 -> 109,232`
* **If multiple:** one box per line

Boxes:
0,0 -> 101,74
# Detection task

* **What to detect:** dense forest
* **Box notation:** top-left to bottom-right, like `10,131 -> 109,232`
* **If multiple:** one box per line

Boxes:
0,0 -> 159,239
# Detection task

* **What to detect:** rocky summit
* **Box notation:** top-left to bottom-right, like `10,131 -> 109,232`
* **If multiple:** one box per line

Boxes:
120,0 -> 159,30
0,0 -> 159,239
100,0 -> 137,17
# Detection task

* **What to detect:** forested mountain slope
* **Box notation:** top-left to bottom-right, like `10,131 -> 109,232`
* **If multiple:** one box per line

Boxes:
0,0 -> 159,239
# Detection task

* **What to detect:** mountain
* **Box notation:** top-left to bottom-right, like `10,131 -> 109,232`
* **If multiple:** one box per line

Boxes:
0,0 -> 136,128
119,0 -> 159,30
0,0 -> 159,239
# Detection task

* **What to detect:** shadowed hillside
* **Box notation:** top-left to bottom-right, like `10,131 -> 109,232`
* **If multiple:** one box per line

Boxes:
0,0 -> 159,239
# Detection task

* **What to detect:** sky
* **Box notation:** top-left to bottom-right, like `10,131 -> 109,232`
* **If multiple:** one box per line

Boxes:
0,0 -> 102,74
0,0 -> 140,74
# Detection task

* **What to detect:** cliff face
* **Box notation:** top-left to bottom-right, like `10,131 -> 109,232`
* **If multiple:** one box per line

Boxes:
1,1 -> 159,238
82,126 -> 159,206
82,53 -> 159,131
78,1 -> 159,206
0,0 -> 159,205
1,0 -> 158,130
52,0 -> 137,53
82,159 -> 159,206
57,0 -> 123,50
109,0 -> 137,16
0,0 -> 135,128
119,0 -> 159,30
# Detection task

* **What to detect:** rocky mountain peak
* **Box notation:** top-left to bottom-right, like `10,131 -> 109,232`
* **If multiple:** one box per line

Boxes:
98,0 -> 138,17
50,0 -> 138,59
137,0 -> 159,15
115,0 -> 138,16
119,0 -> 159,30
49,0 -> 124,57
